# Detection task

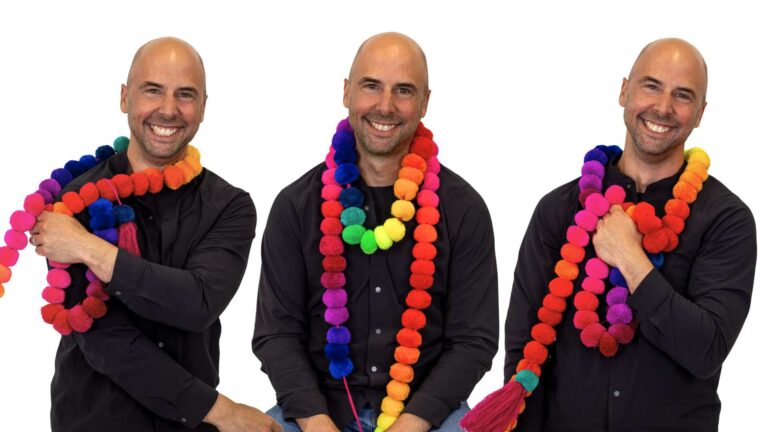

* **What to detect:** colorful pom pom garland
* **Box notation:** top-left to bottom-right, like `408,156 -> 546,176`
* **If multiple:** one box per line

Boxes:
1,136 -> 204,335
320,119 -> 440,432
460,146 -> 710,432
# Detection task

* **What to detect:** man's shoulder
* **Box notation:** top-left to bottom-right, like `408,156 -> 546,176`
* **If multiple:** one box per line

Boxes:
273,162 -> 326,207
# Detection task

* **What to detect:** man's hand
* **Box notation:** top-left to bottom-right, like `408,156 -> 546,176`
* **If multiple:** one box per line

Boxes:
204,393 -> 282,432
295,413 -> 340,432
593,205 -> 654,293
386,413 -> 431,432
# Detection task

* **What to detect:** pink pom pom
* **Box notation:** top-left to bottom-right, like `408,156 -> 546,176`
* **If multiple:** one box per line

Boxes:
86,280 -> 109,301
325,148 -> 337,168
607,304 -> 633,324
322,288 -> 348,307
608,323 -> 635,344
47,269 -> 71,289
49,261 -> 70,269
578,174 -> 602,191
325,306 -> 349,325
585,258 -> 609,279
4,229 -> 27,251
417,190 -> 439,208
321,185 -> 342,201
42,286 -> 65,303
426,157 -> 440,174
68,305 -> 94,333
320,272 -> 346,289
422,172 -> 440,191
322,168 -> 337,185
604,185 -> 626,205
24,193 -> 46,217
573,310 -> 599,329
581,276 -> 606,294
0,247 -> 19,267
566,226 -> 590,247
10,210 -> 36,232
319,235 -> 343,256
53,309 -> 73,336
574,210 -> 598,232
581,323 -> 606,347
585,194 -> 609,217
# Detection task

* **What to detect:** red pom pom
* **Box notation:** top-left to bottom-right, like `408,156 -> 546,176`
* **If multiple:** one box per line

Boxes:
163,166 -> 185,190
416,123 -> 433,139
566,226 -> 590,248
416,190 -> 439,208
96,178 -> 117,201
673,181 -> 697,203
598,332 -> 619,357
517,359 -> 542,377
560,243 -> 585,263
662,215 -> 685,234
410,259 -> 435,276
62,192 -> 86,214
394,346 -> 420,365
320,272 -> 345,289
414,224 -> 437,243
319,235 -> 343,256
82,296 -> 107,318
68,305 -> 94,333
406,290 -> 432,309
402,308 -> 427,329
542,294 -> 566,312
397,328 -> 422,348
523,341 -> 548,365
145,168 -> 164,193
78,182 -> 100,206
662,228 -> 679,252
664,199 -> 690,220
537,307 -> 562,326
413,242 -> 437,260
531,323 -> 556,345
47,269 -> 71,289
10,210 -> 36,232
573,310 -> 599,329
554,260 -> 579,281
323,255 -> 346,272
410,136 -> 436,160
402,153 -> 427,172
0,247 -> 19,267
643,229 -> 668,254
548,277 -> 573,297
632,202 -> 655,219
86,280 -> 109,301
321,201 -> 343,218
578,188 -> 600,207
636,214 -> 662,235
41,303 -> 65,324
53,309 -> 73,335
130,172 -> 150,196
320,218 -> 343,236
416,206 -> 440,225
24,193 -> 46,217
608,323 -> 635,344
112,174 -> 133,198
409,274 -> 433,290
42,286 -> 65,303
581,276 -> 605,294
580,323 -> 606,347
574,291 -> 599,311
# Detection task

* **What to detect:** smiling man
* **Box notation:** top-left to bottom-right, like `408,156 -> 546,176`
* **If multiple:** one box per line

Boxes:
487,38 -> 757,431
253,33 -> 498,432
30,37 -> 279,432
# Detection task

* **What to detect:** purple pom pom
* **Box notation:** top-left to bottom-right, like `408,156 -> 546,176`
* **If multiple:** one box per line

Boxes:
40,178 -> 62,197
332,130 -> 355,151
578,174 -> 602,192
336,118 -> 353,133
333,146 -> 356,165
36,189 -> 54,204
584,148 -> 608,164
322,288 -> 348,307
325,307 -> 349,325
94,228 -> 118,244
606,287 -> 629,305
335,163 -> 360,185
50,168 -> 73,187
79,155 -> 98,170
327,326 -> 351,344
607,303 -> 633,324
581,160 -> 606,178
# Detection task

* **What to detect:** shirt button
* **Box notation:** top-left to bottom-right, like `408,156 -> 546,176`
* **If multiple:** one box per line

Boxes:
613,390 -> 621,397
180,418 -> 187,423
158,342 -> 164,348
149,215 -> 153,220
625,184 -> 631,189
375,329 -> 381,335
364,205 -> 370,211
375,286 -> 381,293
371,366 -> 378,372
115,291 -> 122,296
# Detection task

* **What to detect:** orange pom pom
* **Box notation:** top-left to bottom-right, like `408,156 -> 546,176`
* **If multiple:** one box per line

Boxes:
680,171 -> 703,192
402,153 -> 427,172
542,294 -> 566,312
664,199 -> 690,220
130,172 -> 150,196
390,363 -> 415,383
409,274 -> 433,290
0,283 -> 4,298
163,166 -> 185,190
415,206 -> 440,225
561,243 -> 585,263
537,307 -> 562,326
531,323 -> 556,345
410,259 -> 435,276
386,380 -> 411,401
413,242 -> 437,260
523,341 -> 548,365
406,290 -> 432,309
394,178 -> 419,200
554,259 -> 579,280
662,215 -> 685,234
111,174 -> 133,198
0,265 -> 10,284
145,168 -> 164,193
673,181 -> 697,203
402,308 -> 426,329
62,191 -> 85,214
175,160 -> 195,183
96,178 -> 117,201
184,154 -> 203,175
397,328 -> 422,348
516,359 -> 542,377
78,182 -> 100,206
548,277 -> 573,297
394,346 -> 420,365
399,167 -> 424,185
52,202 -> 74,216
414,224 -> 437,243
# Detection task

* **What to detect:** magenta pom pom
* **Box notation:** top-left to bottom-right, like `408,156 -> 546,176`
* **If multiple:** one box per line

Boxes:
86,280 -> 109,301
325,148 -> 338,169
0,247 -> 20,266
42,286 -> 66,303
4,229 -> 27,251
607,303 -> 633,324
337,118 -> 352,132
566,226 -> 590,247
581,276 -> 606,294
47,269 -> 71,289
608,323 -> 636,344
417,190 -> 440,208
585,258 -> 609,279
574,209 -> 598,232
322,288 -> 348,308
578,174 -> 602,191
604,185 -> 626,205
606,287 -> 629,305
578,188 -> 601,207
320,272 -> 346,289
321,185 -> 342,201
581,323 -> 606,347
426,157 -> 440,174
581,160 -> 605,178
36,188 -> 54,204
68,305 -> 94,333
585,194 -> 610,217
325,306 -> 349,326
10,210 -> 36,232
49,261 -> 70,269
39,178 -> 62,196
319,235 -> 343,256
24,193 -> 46,216
422,172 -> 440,191
321,168 -> 337,185
85,269 -> 98,282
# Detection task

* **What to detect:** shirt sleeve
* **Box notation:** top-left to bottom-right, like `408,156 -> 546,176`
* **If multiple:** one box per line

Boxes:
252,191 -> 330,419
627,203 -> 756,379
402,190 -> 500,426
105,192 -> 257,333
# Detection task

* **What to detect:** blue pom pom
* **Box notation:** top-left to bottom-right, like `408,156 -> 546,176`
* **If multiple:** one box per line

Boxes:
88,198 -> 113,216
90,212 -> 116,231
324,343 -> 350,361
583,148 -> 608,165
329,358 -> 354,379
603,145 -> 623,160
327,326 -> 351,344
50,168 -> 73,187
112,205 -> 135,224
79,155 -> 98,170
340,207 -> 366,227
333,146 -> 357,165
648,253 -> 664,268
515,369 -> 540,392
609,268 -> 627,287
94,228 -> 118,244
339,187 -> 364,209
113,136 -> 129,153
95,145 -> 116,161
335,163 -> 360,185
332,130 -> 355,151
64,160 -> 86,178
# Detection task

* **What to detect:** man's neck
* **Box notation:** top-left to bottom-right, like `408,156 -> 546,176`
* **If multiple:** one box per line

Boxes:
126,142 -> 186,173
357,145 -> 409,187
618,140 -> 685,193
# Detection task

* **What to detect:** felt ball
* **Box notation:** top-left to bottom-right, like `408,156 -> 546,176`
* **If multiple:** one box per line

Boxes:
578,174 -> 602,192
583,147 -> 608,164
322,168 -> 337,185
82,297 -> 107,318
321,273 -> 346,290
40,178 -> 62,196
581,160 -> 606,177
396,328 -> 422,348
53,202 -> 74,216
394,178 -> 419,201
603,145 -> 623,159
686,147 -> 710,168
516,359 -> 542,377
24,193 -> 46,216
554,259 -> 579,281
374,226 -> 394,250
335,163 -> 360,185
88,198 -> 112,216
94,228 -> 118,244
341,225 -> 366,245
41,303 -> 65,324
394,346 -> 420,366
383,218 -> 406,242
662,228 -> 679,252
573,310 -> 599,329
416,189 -> 439,208
399,167 -> 424,185
163,166 -> 185,190
340,207 -> 365,226
324,342 -> 350,361
548,277 -> 574,297
578,188 -> 601,207
51,168 -> 73,187
60,191 -> 86,215
360,230 -> 378,254
402,153 -> 427,172
186,145 -> 201,161
411,259 -> 435,276
53,309 -> 73,336
566,225 -> 590,247
411,136 -> 436,160
574,291 -> 599,311
585,258 -> 609,279
581,277 -> 605,294
42,286 -> 65,303
86,280 -> 109,301
321,184 -> 343,201
416,122 -> 433,139
381,396 -> 405,416
320,218 -> 343,236
680,171 -> 703,192
10,210 -> 36,232
339,187 -> 364,208
673,181 -> 697,204
327,326 -> 352,344
68,305 -> 94,333
402,308 -> 426,329
607,303 -> 633,325
643,229 -> 668,254
604,185 -> 627,205
377,413 -> 398,431
64,160 -> 86,178
50,261 -> 71,270
113,136 -> 130,152
111,174 -> 134,198
96,178 -> 117,201
412,244 -> 437,262
333,146 -> 356,165
580,323 -> 606,348
523,341 -> 548,365
686,161 -> 709,181
531,323 -> 556,345
0,247 -> 19,267
76,182 -> 99,206
319,235 -> 344,256
331,129 -> 355,150
409,274 -> 433,290
662,214 -> 685,235
47,269 -> 71,288
36,189 -> 54,204
406,290 -> 432,310
322,200 -> 344,219
636,214 -> 662,235
325,307 -> 349,326
422,172 -> 440,192
561,243 -> 585,264
391,200 -> 416,222
113,205 -> 135,224
516,369 -> 540,393
585,193 -> 610,217
145,168 -> 164,193
95,145 -> 116,161
537,307 -> 563,326
608,323 -> 636,344
574,209 -> 598,232
648,253 -> 665,268
608,268 -> 627,288
416,207 -> 440,226
5,229 -> 27,250
390,363 -> 415,383
330,358 -> 354,380
79,154 -> 98,170
414,224 -> 437,243
599,332 -> 619,357
323,255 -> 346,272
542,294 -> 566,313
606,287 -> 629,306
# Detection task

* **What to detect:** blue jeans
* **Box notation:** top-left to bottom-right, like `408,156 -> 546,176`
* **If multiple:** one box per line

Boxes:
266,402 -> 470,432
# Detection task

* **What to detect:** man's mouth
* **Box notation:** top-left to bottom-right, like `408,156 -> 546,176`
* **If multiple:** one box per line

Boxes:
150,124 -> 180,137
367,119 -> 397,132
643,119 -> 671,134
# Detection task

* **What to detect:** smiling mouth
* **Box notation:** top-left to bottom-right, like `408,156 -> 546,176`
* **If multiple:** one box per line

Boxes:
643,119 -> 671,134
150,124 -> 180,137
367,119 -> 397,132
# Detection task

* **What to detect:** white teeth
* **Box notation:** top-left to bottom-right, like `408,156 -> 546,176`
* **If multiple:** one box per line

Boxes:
150,125 -> 179,137
644,120 -> 670,133
370,121 -> 395,132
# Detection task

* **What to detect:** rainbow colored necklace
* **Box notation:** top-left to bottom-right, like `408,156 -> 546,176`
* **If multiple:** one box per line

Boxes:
461,145 -> 710,432
319,118 -> 440,432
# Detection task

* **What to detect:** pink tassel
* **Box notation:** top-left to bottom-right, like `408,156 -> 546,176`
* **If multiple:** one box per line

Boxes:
118,222 -> 141,257
460,379 -> 526,432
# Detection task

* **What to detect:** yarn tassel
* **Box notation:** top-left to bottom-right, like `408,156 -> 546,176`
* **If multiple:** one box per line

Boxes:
460,379 -> 526,432
118,222 -> 141,257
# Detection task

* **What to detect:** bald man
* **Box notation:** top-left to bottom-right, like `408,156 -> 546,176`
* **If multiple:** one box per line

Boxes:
253,33 -> 498,432
497,38 -> 756,431
32,38 -> 279,431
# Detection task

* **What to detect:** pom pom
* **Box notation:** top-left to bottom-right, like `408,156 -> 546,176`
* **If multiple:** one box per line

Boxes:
322,201 -> 344,219
51,168 -> 73,187
321,185 -> 343,201
36,189 -> 54,204
61,192 -> 85,214
580,323 -> 606,347
643,229 -> 668,254
322,168 -> 337,185
323,255 -> 346,272
581,276 -> 605,294
413,242 -> 437,261
663,214 -> 685,234
585,193 -> 610,217
422,172 -> 440,191
113,205 -> 135,224
414,224 -> 437,243
0,247 -> 20,267
608,323 -> 636,344
113,136 -> 130,152
64,160 -> 86,177
662,228 -> 679,252
95,145 -> 116,161
573,310 -> 599,329
79,154 -> 98,170
88,198 -> 112,216
406,290 -> 432,309
416,123 -> 433,139
396,328 -> 422,348
324,342 -> 350,361
68,305 -> 94,333
10,210 -> 36,232
531,323 -> 556,345
340,207 -> 365,226
53,309 -> 73,335
686,161 -> 709,182
96,178 -> 117,201
78,182 -> 100,206
680,171 -> 703,192
578,174 -> 602,192
402,153 -> 427,172
606,287 -> 629,306
673,181 -> 697,203
416,207 -> 440,226
399,167 -> 424,185
111,174 -> 133,198
554,259 -> 578,281
517,359 -> 542,377
409,274 -> 433,290
321,273 -> 346,290
607,303 -> 633,324
574,291 -> 599,311
599,332 -> 619,357
53,202 -> 74,216
542,294 -> 566,312
583,147 -> 608,164
50,261 -> 70,269
377,414 -> 398,430
394,347 -> 420,366
23,193 -> 46,216
145,168 -> 164,193
325,307 -> 349,326
40,178 -> 62,196
609,268 -> 627,288
335,163 -> 360,185
635,214 -> 662,235
574,209 -> 598,232
86,280 -> 109,301
47,269 -> 71,288
566,226 -> 590,247
410,136 -> 436,160
319,235 -> 343,256
329,358 -> 354,380
374,226 -> 394,250
416,190 -> 439,208
341,224 -> 365,245
604,185 -> 627,205
686,147 -> 710,168
585,258 -> 609,279
4,229 -> 27,250
360,230 -> 378,254
578,188 -> 600,207
82,297 -> 107,318
523,341 -> 548,365
394,178 -> 418,200
41,304 -> 65,324
410,259 -> 435,276
648,253 -> 664,268
331,129 -> 355,150
42,286 -> 65,303
548,277 -> 573,297
391,200 -> 416,222
163,166 -> 185,190
390,363 -> 415,383
386,380 -> 411,401
327,326 -> 351,344
94,228 -> 118,244
320,218 -> 343,236
515,369 -> 540,392
402,308 -> 426,329
339,187 -> 364,208
383,218 -> 406,242
381,396 -> 405,416
560,243 -> 585,263
581,160 -> 605,177
333,146 -> 356,165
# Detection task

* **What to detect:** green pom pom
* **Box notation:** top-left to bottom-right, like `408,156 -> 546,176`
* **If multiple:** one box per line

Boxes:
340,207 -> 366,227
515,369 -> 539,392
113,136 -> 130,153
342,224 -> 366,245
360,229 -> 378,254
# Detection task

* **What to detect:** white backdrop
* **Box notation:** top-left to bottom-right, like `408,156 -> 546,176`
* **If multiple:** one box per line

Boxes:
1,1 -> 765,430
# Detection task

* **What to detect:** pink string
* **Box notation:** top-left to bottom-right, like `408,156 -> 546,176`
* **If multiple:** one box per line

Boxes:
343,377 -> 363,432
104,180 -> 123,206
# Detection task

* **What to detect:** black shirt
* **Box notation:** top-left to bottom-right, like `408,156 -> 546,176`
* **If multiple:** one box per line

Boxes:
51,151 -> 257,432
253,163 -> 498,428
505,157 -> 756,431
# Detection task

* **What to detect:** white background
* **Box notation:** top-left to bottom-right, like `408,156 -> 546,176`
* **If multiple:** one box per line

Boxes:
1,1 -> 765,430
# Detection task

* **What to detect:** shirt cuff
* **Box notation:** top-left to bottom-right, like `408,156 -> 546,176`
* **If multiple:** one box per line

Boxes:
279,390 -> 329,421
403,391 -> 455,427
627,268 -> 673,321
105,248 -> 146,302
173,380 -> 219,428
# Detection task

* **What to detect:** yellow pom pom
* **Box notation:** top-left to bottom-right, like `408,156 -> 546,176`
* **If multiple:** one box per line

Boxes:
386,380 -> 411,401
686,147 -> 710,168
184,154 -> 203,175
383,218 -> 406,242
391,200 -> 415,221
186,145 -> 201,161
374,226 -> 394,250
381,396 -> 405,416
686,161 -> 709,181
376,413 -> 398,430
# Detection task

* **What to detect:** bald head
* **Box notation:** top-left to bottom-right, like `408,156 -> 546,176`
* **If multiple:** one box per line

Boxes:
127,37 -> 207,94
629,38 -> 707,101
349,32 -> 429,90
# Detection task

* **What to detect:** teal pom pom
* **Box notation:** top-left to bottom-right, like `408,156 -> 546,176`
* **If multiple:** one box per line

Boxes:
515,369 -> 539,392
340,207 -> 365,226
113,136 -> 129,153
